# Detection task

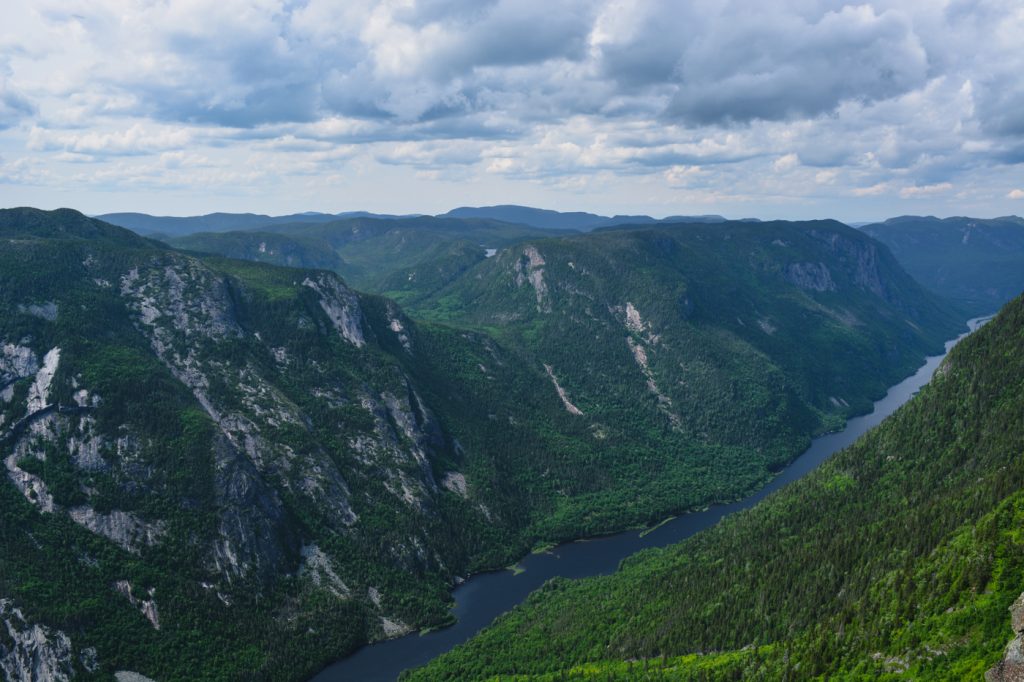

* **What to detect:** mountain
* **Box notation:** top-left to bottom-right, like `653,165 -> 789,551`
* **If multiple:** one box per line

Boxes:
0,209 -> 963,681
181,216 -> 968,547
394,219 -> 963,541
168,229 -> 349,272
98,206 -> 740,239
860,215 -> 1024,315
413,219 -> 962,416
441,205 -> 732,231
178,215 -> 966,546
167,216 -> 566,302
406,292 -> 1024,681
96,211 -> 419,238
0,208 -> 593,680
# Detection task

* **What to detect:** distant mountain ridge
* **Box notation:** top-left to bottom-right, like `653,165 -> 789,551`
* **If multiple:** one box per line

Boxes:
97,205 -> 754,238
96,210 -> 422,237
440,205 -> 739,231
167,215 -> 566,301
860,215 -> 1024,315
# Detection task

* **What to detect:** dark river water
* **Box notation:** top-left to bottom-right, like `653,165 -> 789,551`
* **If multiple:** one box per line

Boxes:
312,316 -> 990,682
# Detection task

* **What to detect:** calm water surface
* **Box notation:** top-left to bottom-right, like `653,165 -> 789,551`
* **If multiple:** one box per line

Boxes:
312,317 -> 990,682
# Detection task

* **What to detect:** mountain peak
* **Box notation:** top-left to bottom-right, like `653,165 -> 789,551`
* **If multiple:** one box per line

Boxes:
0,207 -> 145,242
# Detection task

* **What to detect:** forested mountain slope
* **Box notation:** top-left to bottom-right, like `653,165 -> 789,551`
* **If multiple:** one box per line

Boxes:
861,215 -> 1024,315
407,292 -> 1024,681
416,219 -> 961,432
167,216 -> 563,302
0,208 -> 586,680
0,209 -> 964,681
182,217 -> 968,546
0,208 -> 489,679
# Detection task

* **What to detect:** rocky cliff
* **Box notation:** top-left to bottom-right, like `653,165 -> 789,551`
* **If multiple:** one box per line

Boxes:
988,593 -> 1024,681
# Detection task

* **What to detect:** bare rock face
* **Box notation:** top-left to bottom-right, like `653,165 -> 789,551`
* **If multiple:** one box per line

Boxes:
810,230 -> 889,300
785,262 -> 836,292
113,581 -> 160,630
986,592 -> 1024,681
302,273 -> 365,347
0,600 -> 77,682
0,343 -> 38,390
513,245 -> 549,312
209,433 -> 302,582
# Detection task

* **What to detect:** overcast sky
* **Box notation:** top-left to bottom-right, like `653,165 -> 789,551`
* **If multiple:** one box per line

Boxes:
1,0 -> 1022,221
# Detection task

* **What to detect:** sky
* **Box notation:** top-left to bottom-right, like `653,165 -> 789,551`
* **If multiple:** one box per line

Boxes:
0,0 -> 1022,222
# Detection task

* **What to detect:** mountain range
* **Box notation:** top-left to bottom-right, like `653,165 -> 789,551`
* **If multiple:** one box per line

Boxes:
102,208 -> 1024,325
96,205 -> 746,239
0,207 -> 970,681
94,211 -> 421,239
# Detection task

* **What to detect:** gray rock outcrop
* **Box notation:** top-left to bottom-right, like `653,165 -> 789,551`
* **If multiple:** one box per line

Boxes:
0,600 -> 77,682
986,592 -> 1024,681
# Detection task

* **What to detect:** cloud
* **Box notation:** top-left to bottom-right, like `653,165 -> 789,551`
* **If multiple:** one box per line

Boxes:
1,0 -> 1023,217
27,123 -> 193,156
1008,189 -> 1024,200
852,182 -> 892,197
0,60 -> 35,129
774,154 -> 799,172
661,4 -> 928,125
899,182 -> 953,198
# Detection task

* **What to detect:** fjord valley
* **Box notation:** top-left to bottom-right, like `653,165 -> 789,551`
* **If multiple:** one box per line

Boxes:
407,287 -> 1024,681
102,213 -> 970,540
0,206 -> 971,681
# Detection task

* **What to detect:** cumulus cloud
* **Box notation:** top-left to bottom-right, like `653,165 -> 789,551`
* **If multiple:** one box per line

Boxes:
0,60 -> 35,129
899,182 -> 953,198
28,123 -> 193,156
655,4 -> 927,125
0,0 -> 1023,216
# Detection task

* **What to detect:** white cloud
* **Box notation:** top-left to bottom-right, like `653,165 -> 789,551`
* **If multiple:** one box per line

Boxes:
27,124 -> 193,156
773,154 -> 799,172
0,0 -> 1022,218
899,182 -> 954,198
852,182 -> 892,197
1008,189 -> 1024,200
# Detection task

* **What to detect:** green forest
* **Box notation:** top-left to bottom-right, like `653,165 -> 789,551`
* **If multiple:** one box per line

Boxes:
406,292 -> 1024,680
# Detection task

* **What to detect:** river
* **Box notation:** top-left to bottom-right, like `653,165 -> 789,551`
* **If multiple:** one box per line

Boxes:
312,316 -> 991,682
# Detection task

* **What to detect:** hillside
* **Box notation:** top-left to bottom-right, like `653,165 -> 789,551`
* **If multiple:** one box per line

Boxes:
168,216 -> 564,302
406,292 -> 1024,681
414,219 -> 962,423
96,211 -> 417,238
441,205 -> 734,231
861,215 -> 1024,315
0,208 -> 594,680
185,217 -> 967,546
